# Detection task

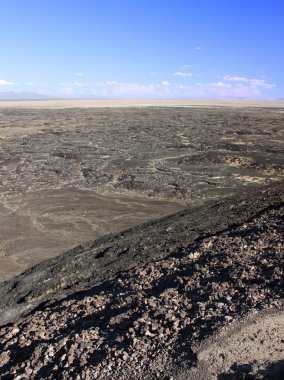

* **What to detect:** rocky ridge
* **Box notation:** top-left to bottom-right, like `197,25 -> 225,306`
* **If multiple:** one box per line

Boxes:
0,199 -> 283,379
0,181 -> 283,327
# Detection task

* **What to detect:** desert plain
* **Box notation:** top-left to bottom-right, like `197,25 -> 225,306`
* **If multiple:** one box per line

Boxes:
0,100 -> 283,379
0,100 -> 283,281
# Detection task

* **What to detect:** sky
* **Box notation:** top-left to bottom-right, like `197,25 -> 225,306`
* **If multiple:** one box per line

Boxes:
0,0 -> 283,99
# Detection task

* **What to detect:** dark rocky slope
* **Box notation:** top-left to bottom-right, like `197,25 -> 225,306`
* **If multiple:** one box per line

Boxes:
0,181 -> 283,327
0,196 -> 283,379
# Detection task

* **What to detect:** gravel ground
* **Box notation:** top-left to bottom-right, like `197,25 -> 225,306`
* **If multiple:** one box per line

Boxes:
0,205 -> 283,379
185,310 -> 284,380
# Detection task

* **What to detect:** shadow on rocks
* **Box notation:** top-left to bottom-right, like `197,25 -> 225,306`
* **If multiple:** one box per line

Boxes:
218,359 -> 284,380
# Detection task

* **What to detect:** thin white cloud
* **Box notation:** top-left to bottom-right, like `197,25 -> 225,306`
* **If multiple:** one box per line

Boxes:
75,72 -> 83,77
182,65 -> 192,69
223,75 -> 249,82
98,80 -> 262,98
197,82 -> 262,98
223,75 -> 275,89
41,75 -> 277,99
249,79 -> 275,89
149,71 -> 165,76
209,82 -> 231,88
196,46 -> 202,50
60,81 -> 83,87
73,81 -> 83,87
0,79 -> 14,85
109,82 -> 158,97
58,80 -> 164,98
174,72 -> 192,77
58,81 -> 84,95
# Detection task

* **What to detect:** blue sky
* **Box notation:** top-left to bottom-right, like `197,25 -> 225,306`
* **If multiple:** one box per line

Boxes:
0,0 -> 283,99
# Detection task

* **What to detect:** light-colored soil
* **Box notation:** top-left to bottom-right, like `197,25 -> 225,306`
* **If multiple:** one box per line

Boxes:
0,99 -> 284,109
0,188 -> 184,282
181,310 -> 284,379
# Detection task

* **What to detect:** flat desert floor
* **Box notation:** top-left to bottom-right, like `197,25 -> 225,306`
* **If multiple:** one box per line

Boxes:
0,98 -> 284,109
0,101 -> 283,281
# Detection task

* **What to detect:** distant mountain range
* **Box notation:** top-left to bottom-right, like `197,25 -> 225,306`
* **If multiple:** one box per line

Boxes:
0,92 -> 59,100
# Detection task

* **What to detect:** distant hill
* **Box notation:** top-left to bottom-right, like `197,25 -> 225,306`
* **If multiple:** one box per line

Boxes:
0,92 -> 59,100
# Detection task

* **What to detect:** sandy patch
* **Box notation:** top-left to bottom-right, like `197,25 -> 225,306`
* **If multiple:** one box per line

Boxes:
223,156 -> 253,168
184,309 -> 284,380
0,188 -> 184,282
233,174 -> 268,184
